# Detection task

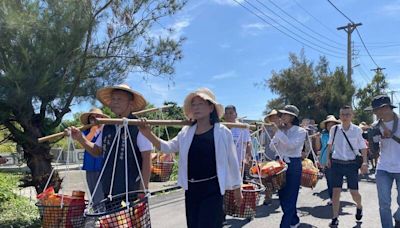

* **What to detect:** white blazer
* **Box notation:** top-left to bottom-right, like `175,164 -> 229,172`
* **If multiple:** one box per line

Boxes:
159,123 -> 242,195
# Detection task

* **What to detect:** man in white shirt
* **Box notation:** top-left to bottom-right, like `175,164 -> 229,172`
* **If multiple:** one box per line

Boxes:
366,95 -> 400,228
327,105 -> 368,227
224,105 -> 252,167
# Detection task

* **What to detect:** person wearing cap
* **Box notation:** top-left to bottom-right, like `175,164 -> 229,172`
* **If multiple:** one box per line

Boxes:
80,108 -> 109,203
68,84 -> 153,198
224,105 -> 252,168
319,115 -> 341,205
261,109 -> 280,206
269,105 -> 306,228
366,95 -> 400,228
326,105 -> 368,226
138,88 -> 242,228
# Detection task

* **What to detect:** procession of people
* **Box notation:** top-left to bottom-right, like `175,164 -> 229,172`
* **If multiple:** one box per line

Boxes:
56,84 -> 400,228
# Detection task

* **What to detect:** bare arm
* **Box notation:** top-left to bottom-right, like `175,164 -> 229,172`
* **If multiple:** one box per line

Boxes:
68,127 -> 102,156
140,151 -> 152,190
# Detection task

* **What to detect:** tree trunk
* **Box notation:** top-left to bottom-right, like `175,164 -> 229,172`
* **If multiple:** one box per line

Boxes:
21,145 -> 62,194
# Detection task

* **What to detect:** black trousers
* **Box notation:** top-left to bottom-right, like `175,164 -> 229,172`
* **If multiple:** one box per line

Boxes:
185,178 -> 223,228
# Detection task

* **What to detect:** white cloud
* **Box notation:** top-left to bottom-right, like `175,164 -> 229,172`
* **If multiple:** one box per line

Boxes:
219,43 -> 231,49
211,71 -> 237,80
151,17 -> 191,40
241,22 -> 271,36
242,23 -> 270,30
380,1 -> 400,15
211,0 -> 243,6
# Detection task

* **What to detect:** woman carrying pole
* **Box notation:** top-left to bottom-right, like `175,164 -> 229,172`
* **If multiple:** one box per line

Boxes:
138,88 -> 242,228
269,105 -> 306,228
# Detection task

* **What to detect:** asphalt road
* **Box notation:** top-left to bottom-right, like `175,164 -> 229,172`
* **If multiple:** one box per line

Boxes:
149,172 -> 395,228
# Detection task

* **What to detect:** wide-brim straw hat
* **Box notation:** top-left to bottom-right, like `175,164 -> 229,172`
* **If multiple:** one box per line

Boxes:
320,115 -> 341,129
80,108 -> 110,125
96,84 -> 147,112
264,109 -> 278,123
183,88 -> 224,119
278,105 -> 299,118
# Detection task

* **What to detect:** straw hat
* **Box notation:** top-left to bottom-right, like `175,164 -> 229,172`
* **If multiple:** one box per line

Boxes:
278,105 -> 299,117
96,84 -> 147,112
80,108 -> 110,125
183,88 -> 224,119
264,109 -> 278,123
319,115 -> 341,129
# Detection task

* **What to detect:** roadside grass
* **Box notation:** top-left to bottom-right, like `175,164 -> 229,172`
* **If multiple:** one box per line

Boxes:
0,172 -> 41,227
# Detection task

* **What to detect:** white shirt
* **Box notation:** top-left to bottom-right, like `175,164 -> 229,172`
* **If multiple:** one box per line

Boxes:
95,126 -> 153,152
376,118 -> 400,173
328,123 -> 366,161
269,125 -> 306,162
230,127 -> 251,164
159,123 -> 242,195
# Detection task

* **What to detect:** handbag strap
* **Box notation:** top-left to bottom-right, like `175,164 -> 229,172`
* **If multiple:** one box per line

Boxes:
340,128 -> 358,156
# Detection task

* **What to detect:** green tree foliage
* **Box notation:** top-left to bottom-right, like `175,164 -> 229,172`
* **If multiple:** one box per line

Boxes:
354,72 -> 388,124
141,101 -> 184,140
0,0 -> 185,193
263,50 -> 355,123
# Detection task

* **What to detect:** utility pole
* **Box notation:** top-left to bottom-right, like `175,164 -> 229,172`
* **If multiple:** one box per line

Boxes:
371,67 -> 386,93
337,23 -> 362,82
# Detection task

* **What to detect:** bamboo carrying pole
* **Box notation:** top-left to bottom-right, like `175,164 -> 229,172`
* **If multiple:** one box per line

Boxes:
95,118 -> 257,130
37,124 -> 95,143
37,105 -> 173,143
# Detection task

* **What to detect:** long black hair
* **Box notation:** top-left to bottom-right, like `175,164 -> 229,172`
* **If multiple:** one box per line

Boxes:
292,117 -> 300,126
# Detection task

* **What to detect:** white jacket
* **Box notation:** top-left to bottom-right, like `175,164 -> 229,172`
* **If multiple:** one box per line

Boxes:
160,123 -> 242,195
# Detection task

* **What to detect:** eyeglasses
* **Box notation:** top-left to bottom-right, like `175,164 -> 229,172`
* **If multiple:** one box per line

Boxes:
340,113 -> 352,117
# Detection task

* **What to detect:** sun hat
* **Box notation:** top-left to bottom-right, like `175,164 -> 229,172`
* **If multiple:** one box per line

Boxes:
319,115 -> 341,129
365,94 -> 397,111
80,108 -> 110,125
278,105 -> 299,117
96,84 -> 147,112
264,109 -> 278,123
183,88 -> 224,119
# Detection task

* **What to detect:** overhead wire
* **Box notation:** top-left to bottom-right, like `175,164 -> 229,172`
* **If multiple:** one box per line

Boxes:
325,0 -> 381,68
293,0 -> 344,40
256,0 -> 346,53
232,0 -> 345,59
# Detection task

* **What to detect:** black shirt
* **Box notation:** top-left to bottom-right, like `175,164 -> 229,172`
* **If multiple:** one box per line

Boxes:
188,127 -> 217,180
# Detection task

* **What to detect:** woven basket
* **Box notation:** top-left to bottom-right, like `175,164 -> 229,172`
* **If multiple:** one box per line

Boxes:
261,164 -> 288,195
223,181 -> 264,219
36,201 -> 86,228
150,161 -> 174,182
86,191 -> 151,228
301,169 -> 319,188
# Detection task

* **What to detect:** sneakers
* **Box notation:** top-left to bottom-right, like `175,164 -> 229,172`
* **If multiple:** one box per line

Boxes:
329,218 -> 339,227
355,207 -> 363,221
290,223 -> 300,228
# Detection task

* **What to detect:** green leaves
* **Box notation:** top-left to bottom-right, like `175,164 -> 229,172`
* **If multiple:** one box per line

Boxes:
264,49 -> 355,123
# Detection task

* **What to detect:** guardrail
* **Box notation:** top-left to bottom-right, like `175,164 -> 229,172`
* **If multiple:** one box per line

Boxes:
0,148 -> 85,166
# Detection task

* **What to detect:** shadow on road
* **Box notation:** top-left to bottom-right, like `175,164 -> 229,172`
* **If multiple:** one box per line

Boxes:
298,201 -> 354,219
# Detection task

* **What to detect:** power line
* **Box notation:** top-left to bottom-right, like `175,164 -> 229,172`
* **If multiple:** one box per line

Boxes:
263,0 -> 346,51
326,0 -> 354,23
325,0 -> 382,69
355,28 -> 379,68
232,0 -> 345,58
293,0 -> 344,40
249,0 -> 346,55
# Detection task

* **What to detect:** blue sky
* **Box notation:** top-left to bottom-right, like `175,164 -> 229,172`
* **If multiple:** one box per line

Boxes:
67,0 -> 400,121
